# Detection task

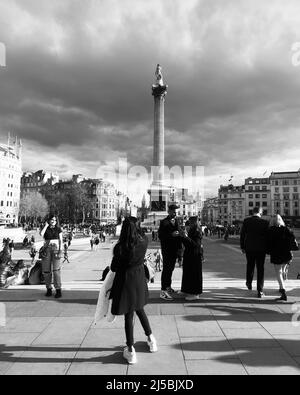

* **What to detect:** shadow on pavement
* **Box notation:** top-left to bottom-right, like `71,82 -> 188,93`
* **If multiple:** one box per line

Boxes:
173,339 -> 300,370
0,345 -> 125,364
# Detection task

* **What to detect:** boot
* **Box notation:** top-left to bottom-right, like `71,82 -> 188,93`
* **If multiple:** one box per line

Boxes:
277,290 -> 287,301
45,288 -> 52,297
55,289 -> 62,299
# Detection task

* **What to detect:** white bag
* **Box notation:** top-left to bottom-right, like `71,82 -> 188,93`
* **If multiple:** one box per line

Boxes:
94,270 -> 116,324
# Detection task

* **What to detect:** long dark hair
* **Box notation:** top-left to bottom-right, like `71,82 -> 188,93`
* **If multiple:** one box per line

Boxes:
45,213 -> 60,228
114,217 -> 141,258
188,216 -> 202,237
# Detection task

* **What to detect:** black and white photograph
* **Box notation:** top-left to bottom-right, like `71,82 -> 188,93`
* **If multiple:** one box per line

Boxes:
1,0 -> 300,379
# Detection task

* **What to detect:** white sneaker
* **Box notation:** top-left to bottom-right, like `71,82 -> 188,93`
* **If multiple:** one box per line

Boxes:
147,334 -> 158,353
185,294 -> 200,301
123,346 -> 137,364
160,290 -> 173,300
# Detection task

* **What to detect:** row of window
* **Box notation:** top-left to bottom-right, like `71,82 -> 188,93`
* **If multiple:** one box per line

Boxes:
249,202 -> 268,207
95,204 -> 115,209
248,194 -> 268,199
275,187 -> 298,193
246,186 -> 268,192
220,201 -> 243,205
220,209 -> 244,214
272,180 -> 299,186
274,194 -> 299,200
220,194 -> 243,199
247,179 -> 269,184
94,211 -> 116,218
0,201 -> 18,207
274,202 -> 299,208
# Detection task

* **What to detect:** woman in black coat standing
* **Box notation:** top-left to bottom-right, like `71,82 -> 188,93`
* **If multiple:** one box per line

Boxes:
267,214 -> 297,301
180,217 -> 204,301
110,216 -> 157,364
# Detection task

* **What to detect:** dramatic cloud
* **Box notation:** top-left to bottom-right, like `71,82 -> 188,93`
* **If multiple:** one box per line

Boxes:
1,0 -> 300,200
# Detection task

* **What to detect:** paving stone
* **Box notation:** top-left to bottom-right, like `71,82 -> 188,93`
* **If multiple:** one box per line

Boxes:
58,306 -> 95,317
127,346 -> 187,375
183,305 -> 213,316
160,303 -> 186,315
248,304 -> 284,314
175,315 -> 224,337
259,321 -> 300,335
0,332 -> 40,374
251,313 -> 292,323
236,348 -> 300,375
32,317 -> 92,345
67,361 -> 127,375
294,357 -> 300,366
180,336 -> 237,360
186,359 -> 248,375
93,316 -> 124,329
80,328 -> 124,348
134,315 -> 180,346
0,332 -> 40,348
144,304 -> 161,315
271,335 -> 300,356
5,302 -> 43,317
216,314 -> 262,329
222,328 -> 278,349
5,345 -> 77,375
0,317 -> 54,333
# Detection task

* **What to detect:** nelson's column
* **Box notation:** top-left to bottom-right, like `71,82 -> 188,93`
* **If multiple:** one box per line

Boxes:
147,64 -> 172,227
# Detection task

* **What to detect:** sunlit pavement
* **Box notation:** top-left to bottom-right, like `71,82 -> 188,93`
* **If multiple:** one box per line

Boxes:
1,235 -> 300,375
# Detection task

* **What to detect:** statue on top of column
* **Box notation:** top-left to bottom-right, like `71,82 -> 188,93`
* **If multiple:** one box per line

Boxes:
155,64 -> 164,86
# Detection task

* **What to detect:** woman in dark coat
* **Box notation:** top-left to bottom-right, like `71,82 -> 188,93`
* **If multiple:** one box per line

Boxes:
110,216 -> 157,364
267,214 -> 296,301
180,216 -> 203,301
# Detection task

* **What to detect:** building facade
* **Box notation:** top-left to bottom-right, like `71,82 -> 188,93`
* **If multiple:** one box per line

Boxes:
0,137 -> 22,224
270,171 -> 300,224
202,197 -> 219,224
85,179 -> 119,224
244,177 -> 271,218
218,185 -> 245,225
21,170 -> 59,196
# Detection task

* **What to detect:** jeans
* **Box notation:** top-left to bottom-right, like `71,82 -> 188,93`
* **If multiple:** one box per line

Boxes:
41,243 -> 62,290
161,251 -> 177,290
246,252 -> 266,292
125,309 -> 152,348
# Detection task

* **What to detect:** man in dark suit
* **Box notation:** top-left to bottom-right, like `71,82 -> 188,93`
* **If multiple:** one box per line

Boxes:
158,204 -> 182,300
240,206 -> 269,298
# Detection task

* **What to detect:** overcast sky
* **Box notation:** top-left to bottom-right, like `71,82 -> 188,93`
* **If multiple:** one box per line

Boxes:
1,0 -> 300,202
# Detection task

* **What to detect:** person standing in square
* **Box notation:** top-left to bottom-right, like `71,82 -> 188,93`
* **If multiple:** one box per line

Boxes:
240,206 -> 269,298
158,204 -> 182,300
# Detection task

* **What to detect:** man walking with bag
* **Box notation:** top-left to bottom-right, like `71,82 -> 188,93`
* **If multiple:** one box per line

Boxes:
240,206 -> 269,298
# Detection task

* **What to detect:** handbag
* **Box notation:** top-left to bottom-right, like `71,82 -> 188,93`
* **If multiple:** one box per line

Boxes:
38,246 -> 48,259
39,240 -> 50,259
94,269 -> 116,324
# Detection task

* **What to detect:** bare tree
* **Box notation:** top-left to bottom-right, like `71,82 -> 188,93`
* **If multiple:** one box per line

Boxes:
19,192 -> 49,224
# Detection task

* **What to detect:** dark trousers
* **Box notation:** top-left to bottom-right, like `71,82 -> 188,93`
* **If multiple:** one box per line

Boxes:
246,252 -> 266,292
125,308 -> 152,348
161,251 -> 177,290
